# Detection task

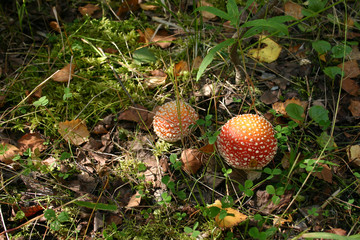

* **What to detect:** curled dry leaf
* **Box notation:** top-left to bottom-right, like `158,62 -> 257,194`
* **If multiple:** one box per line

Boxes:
181,148 -> 203,174
17,132 -> 46,152
49,21 -> 61,33
139,3 -> 158,11
248,36 -> 282,63
78,3 -> 101,16
52,63 -> 75,82
145,70 -> 167,89
347,145 -> 360,166
284,1 -> 303,20
126,191 -> 142,208
348,99 -> 360,117
0,142 -> 20,164
58,119 -> 90,146
209,200 -> 248,228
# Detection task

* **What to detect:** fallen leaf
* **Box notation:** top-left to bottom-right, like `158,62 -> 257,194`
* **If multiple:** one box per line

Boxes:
327,228 -> 347,236
52,63 -> 75,82
347,145 -> 360,166
272,98 -> 308,119
348,99 -> 360,117
256,190 -> 292,214
273,215 -> 293,226
78,3 -> 101,16
313,163 -> 332,183
209,200 -> 248,228
17,133 -> 46,152
342,78 -> 360,96
104,48 -> 118,54
145,70 -> 167,89
198,1 -> 217,20
0,142 -> 20,164
126,191 -> 142,208
174,60 -> 189,75
118,104 -> 154,130
199,144 -> 214,154
181,149 -> 203,174
348,45 -> 360,60
139,3 -> 158,11
117,0 -> 140,18
49,21 -> 61,33
192,56 -> 203,70
260,90 -> 278,105
337,60 -> 360,79
284,1 -> 303,20
58,119 -> 90,145
142,28 -> 176,48
248,35 -> 282,63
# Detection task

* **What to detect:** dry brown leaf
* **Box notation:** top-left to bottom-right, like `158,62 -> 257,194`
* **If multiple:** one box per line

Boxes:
127,191 -> 142,208
49,21 -> 61,33
284,1 -> 303,20
348,45 -> 360,60
272,98 -> 308,119
58,119 -> 90,145
118,104 -> 154,130
174,60 -> 189,75
148,28 -> 176,48
327,228 -> 347,236
209,200 -> 248,228
192,56 -> 203,71
348,99 -> 360,117
78,4 -> 101,16
337,60 -> 360,79
260,90 -> 278,105
181,149 -> 203,174
139,3 -> 158,11
342,78 -> 360,96
273,215 -> 293,226
0,142 -> 20,164
17,133 -> 46,152
52,63 -> 75,82
145,69 -> 167,89
347,145 -> 360,166
198,1 -> 217,19
313,163 -> 332,183
199,144 -> 214,154
117,0 -> 140,18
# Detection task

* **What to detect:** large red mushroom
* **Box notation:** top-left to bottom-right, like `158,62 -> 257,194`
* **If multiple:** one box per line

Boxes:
153,100 -> 198,142
216,114 -> 277,169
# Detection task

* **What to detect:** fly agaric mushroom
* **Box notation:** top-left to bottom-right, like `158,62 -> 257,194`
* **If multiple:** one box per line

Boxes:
216,114 -> 277,169
153,100 -> 198,142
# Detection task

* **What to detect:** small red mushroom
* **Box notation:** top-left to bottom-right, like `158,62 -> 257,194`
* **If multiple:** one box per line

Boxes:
216,114 -> 277,169
153,100 -> 198,142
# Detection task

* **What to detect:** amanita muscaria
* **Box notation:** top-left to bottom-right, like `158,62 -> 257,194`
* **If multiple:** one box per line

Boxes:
216,114 -> 277,169
153,100 -> 198,142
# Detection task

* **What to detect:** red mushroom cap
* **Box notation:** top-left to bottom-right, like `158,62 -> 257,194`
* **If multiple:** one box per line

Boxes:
216,114 -> 277,169
153,101 -> 198,142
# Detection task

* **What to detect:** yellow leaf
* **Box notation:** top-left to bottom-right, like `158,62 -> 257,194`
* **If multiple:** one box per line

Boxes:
248,35 -> 282,63
209,200 -> 248,228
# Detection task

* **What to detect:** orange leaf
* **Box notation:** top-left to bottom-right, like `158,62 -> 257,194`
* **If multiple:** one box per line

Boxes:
209,200 -> 248,228
0,142 -> 20,164
58,119 -> 90,145
338,60 -> 360,79
342,78 -> 360,96
78,3 -> 101,16
199,144 -> 214,154
49,21 -> 61,33
17,133 -> 46,152
126,191 -> 141,208
52,63 -> 75,82
174,60 -> 189,75
348,99 -> 360,117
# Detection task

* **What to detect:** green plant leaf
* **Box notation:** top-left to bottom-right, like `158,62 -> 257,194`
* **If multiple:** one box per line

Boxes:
309,105 -> 330,129
302,232 -> 360,240
196,38 -> 236,81
33,96 -> 49,107
57,211 -> 70,223
44,209 -> 56,221
312,40 -> 331,54
266,185 -> 275,195
74,201 -> 117,211
323,66 -> 342,79
194,6 -> 230,20
132,47 -> 157,64
285,103 -> 304,121
331,44 -> 352,58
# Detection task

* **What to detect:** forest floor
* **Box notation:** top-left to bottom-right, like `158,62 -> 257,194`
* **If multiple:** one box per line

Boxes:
1,0 -> 360,239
